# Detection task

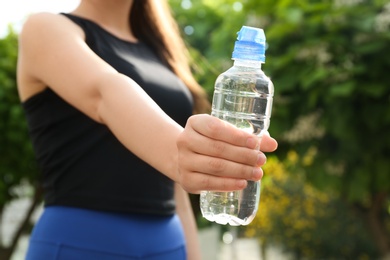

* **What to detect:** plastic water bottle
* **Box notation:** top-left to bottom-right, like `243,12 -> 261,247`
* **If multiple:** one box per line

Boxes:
200,26 -> 274,226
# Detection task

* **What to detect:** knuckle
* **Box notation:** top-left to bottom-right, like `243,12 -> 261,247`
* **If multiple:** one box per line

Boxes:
237,149 -> 258,166
200,175 -> 211,190
180,174 -> 196,193
231,128 -> 251,147
257,153 -> 267,166
181,182 -> 193,193
234,128 -> 247,141
177,146 -> 187,162
176,133 -> 186,148
241,164 -> 254,180
207,118 -> 223,137
177,155 -> 187,170
208,158 -> 225,173
241,149 -> 256,165
221,178 -> 229,191
210,141 -> 226,156
187,114 -> 197,124
252,151 -> 262,165
177,131 -> 191,150
252,151 -> 261,165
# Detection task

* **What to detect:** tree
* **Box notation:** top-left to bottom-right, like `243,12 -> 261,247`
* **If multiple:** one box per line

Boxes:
246,153 -> 378,259
245,1 -> 390,256
170,0 -> 248,96
0,29 -> 41,259
170,0 -> 390,257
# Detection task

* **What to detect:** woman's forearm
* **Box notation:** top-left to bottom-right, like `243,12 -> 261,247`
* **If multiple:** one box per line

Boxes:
95,73 -> 183,182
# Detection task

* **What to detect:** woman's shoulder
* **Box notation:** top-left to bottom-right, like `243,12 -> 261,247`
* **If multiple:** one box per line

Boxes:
17,12 -> 87,102
20,12 -> 84,42
22,12 -> 67,29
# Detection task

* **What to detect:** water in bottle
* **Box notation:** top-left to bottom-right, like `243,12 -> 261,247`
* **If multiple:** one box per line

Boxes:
200,26 -> 274,226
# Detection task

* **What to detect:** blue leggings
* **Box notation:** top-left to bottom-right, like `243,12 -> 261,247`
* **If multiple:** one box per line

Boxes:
26,206 -> 187,259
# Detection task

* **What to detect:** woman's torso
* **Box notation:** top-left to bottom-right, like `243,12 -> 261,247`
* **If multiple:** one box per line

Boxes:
21,13 -> 193,215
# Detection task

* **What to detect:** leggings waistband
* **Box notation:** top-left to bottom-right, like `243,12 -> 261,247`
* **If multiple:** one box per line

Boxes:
26,206 -> 186,259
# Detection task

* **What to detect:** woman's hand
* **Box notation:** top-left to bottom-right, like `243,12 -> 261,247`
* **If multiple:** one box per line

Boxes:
177,114 -> 278,194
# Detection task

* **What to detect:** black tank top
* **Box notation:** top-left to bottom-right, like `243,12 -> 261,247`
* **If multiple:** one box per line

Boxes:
22,13 -> 193,215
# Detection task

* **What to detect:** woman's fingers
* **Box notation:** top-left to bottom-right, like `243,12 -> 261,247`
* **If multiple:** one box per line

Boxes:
178,149 -> 263,181
260,132 -> 278,152
180,172 -> 251,193
189,115 -> 278,152
182,125 -> 266,167
188,114 -> 260,149
177,114 -> 276,193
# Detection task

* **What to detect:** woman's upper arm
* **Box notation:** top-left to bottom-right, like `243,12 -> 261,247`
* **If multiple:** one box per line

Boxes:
18,13 -> 185,181
18,13 -> 117,121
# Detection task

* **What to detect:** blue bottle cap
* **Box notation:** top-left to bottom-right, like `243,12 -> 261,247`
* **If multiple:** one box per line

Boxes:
232,26 -> 266,62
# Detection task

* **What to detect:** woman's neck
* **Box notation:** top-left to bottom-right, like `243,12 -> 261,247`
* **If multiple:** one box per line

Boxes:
72,0 -> 137,42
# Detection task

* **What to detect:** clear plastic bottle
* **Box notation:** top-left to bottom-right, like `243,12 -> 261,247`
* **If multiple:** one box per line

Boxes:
200,26 -> 274,226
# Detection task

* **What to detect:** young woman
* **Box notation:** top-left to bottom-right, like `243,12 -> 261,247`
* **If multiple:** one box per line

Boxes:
17,0 -> 277,259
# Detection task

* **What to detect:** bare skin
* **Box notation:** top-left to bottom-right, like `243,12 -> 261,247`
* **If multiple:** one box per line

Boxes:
17,0 -> 277,259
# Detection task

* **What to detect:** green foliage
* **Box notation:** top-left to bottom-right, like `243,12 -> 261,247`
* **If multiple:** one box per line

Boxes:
247,154 -> 379,258
170,0 -> 247,95
170,0 -> 390,256
243,1 -> 390,203
0,29 -> 39,206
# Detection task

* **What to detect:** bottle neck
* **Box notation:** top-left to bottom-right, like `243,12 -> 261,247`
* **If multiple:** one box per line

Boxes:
233,59 -> 263,69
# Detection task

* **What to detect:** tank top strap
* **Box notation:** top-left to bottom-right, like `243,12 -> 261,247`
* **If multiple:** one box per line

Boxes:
60,13 -> 101,46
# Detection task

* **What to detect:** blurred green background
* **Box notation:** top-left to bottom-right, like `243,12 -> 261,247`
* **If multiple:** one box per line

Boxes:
1,0 -> 389,259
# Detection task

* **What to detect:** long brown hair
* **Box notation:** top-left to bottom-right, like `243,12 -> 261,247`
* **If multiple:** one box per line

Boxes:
130,0 -> 210,114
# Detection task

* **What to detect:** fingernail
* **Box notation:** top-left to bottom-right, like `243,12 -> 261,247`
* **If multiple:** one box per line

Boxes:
252,167 -> 263,179
237,179 -> 247,189
257,153 -> 267,166
255,141 -> 260,151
